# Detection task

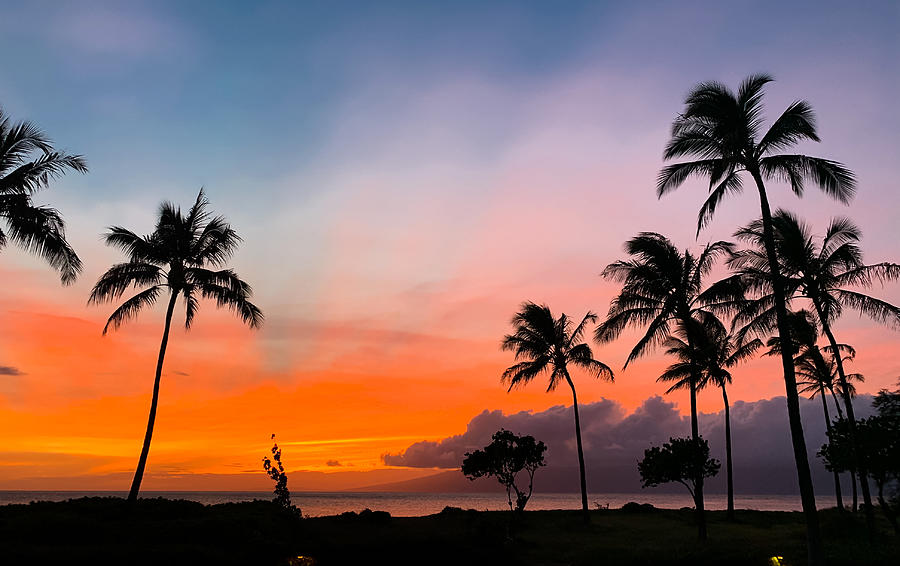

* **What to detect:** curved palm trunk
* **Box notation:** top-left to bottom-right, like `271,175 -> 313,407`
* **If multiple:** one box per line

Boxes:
819,384 -> 844,512
564,372 -> 590,524
751,172 -> 822,566
722,385 -> 735,520
814,310 -> 875,535
127,291 -> 179,503
684,331 -> 707,540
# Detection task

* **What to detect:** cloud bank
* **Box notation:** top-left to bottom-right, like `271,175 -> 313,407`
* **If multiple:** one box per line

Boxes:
384,394 -> 877,494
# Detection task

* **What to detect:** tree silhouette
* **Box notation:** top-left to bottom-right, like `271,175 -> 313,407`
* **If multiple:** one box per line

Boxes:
733,210 -> 899,530
595,232 -> 735,538
638,436 -> 720,504
89,190 -> 262,502
263,434 -> 296,513
657,74 -> 856,564
501,301 -> 613,523
461,429 -> 547,512
658,312 -> 761,520
0,107 -> 87,284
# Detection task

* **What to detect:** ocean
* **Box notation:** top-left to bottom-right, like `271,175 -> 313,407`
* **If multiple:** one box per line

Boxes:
0,491 -> 810,516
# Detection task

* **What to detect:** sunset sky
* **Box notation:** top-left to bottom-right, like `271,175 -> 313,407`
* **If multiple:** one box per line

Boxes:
0,1 -> 898,491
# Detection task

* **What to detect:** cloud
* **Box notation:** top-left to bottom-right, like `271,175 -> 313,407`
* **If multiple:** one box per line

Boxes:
384,394 -> 877,494
325,460 -> 343,467
0,366 -> 23,376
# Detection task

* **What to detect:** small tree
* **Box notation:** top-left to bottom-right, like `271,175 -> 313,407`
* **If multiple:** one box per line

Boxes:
462,429 -> 547,512
263,434 -> 297,514
638,437 -> 720,518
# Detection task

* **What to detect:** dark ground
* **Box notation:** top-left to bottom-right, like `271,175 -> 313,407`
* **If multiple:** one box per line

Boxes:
1,497 -> 896,565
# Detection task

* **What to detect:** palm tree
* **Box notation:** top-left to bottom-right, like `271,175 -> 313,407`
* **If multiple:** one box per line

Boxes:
502,301 -> 614,524
733,210 -> 900,530
658,312 -> 762,521
0,107 -> 87,283
798,344 -> 864,513
657,74 -> 856,564
89,190 -> 262,502
595,232 -> 735,539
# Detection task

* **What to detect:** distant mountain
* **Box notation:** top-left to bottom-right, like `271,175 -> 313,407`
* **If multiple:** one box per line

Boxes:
350,470 -> 500,493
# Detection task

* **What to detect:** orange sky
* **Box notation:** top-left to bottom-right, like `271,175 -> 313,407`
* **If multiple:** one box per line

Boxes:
2,258 -> 898,491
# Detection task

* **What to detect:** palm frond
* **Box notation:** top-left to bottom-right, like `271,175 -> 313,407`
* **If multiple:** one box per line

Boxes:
0,152 -> 87,194
88,262 -> 163,304
2,197 -> 81,284
757,100 -> 819,155
760,154 -> 856,203
197,283 -> 263,329
102,286 -> 164,335
657,159 -> 727,197
835,289 -> 900,327
696,172 -> 743,234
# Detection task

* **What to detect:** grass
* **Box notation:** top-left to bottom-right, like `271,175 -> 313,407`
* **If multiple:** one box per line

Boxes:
0,497 -> 896,565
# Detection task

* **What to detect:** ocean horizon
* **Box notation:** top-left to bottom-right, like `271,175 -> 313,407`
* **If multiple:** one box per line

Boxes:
0,491 -> 816,516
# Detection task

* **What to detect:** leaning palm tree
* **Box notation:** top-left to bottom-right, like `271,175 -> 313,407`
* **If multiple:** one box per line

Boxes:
502,301 -> 614,524
733,210 -> 899,529
657,74 -> 856,564
0,107 -> 87,284
658,312 -> 761,521
595,232 -> 736,539
89,190 -> 263,502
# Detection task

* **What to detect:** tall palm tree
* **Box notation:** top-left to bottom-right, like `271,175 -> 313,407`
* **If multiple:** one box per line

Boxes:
89,190 -> 262,502
657,74 -> 856,564
733,210 -> 899,530
0,107 -> 87,283
658,312 -> 762,521
595,232 -> 735,539
502,301 -> 614,524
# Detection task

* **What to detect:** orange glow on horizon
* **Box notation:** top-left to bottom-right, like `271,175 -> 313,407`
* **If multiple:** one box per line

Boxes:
1,263 -> 898,491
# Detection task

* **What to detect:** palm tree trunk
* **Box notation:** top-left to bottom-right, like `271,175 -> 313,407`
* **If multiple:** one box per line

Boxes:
851,471 -> 859,512
722,385 -> 735,520
127,291 -> 178,503
751,171 -> 822,566
814,308 -> 875,536
564,372 -> 590,524
684,330 -> 706,540
819,385 -> 844,512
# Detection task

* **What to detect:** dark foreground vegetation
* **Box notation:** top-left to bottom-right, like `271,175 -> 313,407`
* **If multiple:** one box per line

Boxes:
1,498 -> 897,566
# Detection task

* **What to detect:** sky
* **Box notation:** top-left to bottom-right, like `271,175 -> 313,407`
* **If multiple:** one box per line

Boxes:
0,0 -> 898,491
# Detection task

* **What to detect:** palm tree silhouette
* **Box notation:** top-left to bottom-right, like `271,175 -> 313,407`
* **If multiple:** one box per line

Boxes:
0,107 -> 87,284
595,232 -> 735,539
657,75 -> 856,563
798,344 -> 863,513
658,312 -> 761,520
733,211 -> 899,529
501,301 -> 613,524
89,190 -> 262,502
